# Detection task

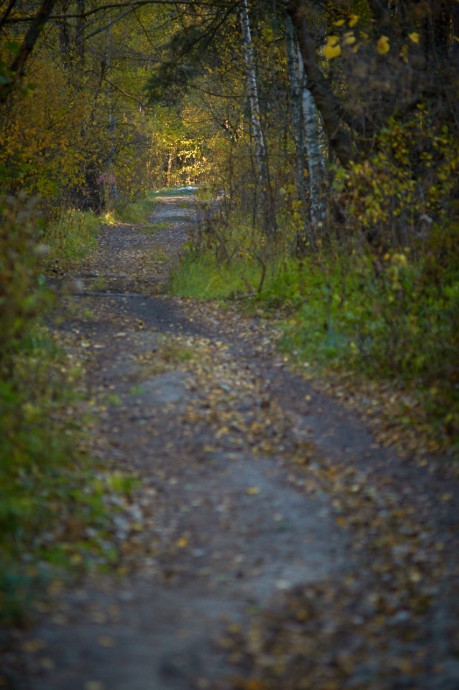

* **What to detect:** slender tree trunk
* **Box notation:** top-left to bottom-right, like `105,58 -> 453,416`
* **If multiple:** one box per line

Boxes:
0,0 -> 57,104
296,45 -> 326,233
166,151 -> 173,187
239,0 -> 276,237
285,0 -> 355,167
286,16 -> 315,251
452,1 -> 459,74
76,0 -> 85,65
58,0 -> 70,66
0,0 -> 19,34
104,28 -> 119,207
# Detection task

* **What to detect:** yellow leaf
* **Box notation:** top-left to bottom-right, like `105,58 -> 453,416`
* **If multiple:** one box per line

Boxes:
349,14 -> 359,27
334,19 -> 345,27
408,32 -> 420,44
323,36 -> 341,59
22,639 -> 46,653
39,658 -> 55,670
376,35 -> 390,54
245,680 -> 266,690
246,487 -> 260,495
176,537 -> 189,548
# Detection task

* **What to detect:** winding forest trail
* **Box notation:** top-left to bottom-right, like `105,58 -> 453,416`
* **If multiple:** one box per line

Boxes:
8,195 -> 459,689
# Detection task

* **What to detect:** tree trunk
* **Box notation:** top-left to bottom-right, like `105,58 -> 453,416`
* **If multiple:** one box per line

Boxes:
297,46 -> 326,234
285,0 -> 355,167
286,16 -> 315,251
76,0 -> 85,66
0,0 -> 57,105
239,0 -> 277,237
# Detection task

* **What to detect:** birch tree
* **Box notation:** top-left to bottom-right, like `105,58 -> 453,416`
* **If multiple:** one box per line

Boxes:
286,15 -> 314,251
296,40 -> 325,232
239,0 -> 276,237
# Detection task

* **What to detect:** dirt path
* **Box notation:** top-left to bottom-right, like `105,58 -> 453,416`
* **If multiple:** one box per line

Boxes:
5,195 -> 459,690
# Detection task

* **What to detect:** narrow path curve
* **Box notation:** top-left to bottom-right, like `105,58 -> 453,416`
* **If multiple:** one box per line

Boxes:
7,195 -> 459,690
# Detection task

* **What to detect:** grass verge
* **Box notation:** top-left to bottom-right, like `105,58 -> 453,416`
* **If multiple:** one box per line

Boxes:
43,208 -> 99,271
0,196 -> 133,625
171,233 -> 459,456
0,327 -> 121,623
102,194 -> 158,226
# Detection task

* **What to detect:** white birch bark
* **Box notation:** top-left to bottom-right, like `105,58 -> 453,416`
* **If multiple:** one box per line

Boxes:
286,16 -> 315,250
296,43 -> 326,230
239,0 -> 276,236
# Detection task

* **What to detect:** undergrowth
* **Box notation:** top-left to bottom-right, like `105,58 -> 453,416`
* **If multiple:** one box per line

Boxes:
0,328 -> 120,623
0,196 -> 128,624
171,218 -> 459,454
102,194 -> 157,226
43,208 -> 99,270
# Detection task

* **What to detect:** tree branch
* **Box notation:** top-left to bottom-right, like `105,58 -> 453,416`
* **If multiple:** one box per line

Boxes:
0,0 -> 57,104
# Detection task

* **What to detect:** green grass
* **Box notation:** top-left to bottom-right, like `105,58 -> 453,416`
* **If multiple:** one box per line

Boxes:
114,197 -> 157,224
171,237 -> 459,452
43,208 -> 99,269
0,194 -> 137,624
0,326 -> 121,622
171,251 -> 264,298
151,186 -> 198,197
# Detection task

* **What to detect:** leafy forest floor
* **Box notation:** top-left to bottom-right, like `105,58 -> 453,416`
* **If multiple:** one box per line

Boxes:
2,194 -> 459,690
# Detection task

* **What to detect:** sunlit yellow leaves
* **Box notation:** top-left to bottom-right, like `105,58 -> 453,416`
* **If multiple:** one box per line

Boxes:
408,32 -> 420,44
349,14 -> 359,27
376,35 -> 390,54
322,36 -> 341,60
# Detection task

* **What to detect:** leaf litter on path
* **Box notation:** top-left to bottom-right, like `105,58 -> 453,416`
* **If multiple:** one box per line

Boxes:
4,194 -> 459,690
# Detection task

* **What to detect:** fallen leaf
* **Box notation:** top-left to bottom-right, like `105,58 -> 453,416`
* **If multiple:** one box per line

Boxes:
22,639 -> 46,653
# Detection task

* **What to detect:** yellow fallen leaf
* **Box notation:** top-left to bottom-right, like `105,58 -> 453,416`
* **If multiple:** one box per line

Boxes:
22,639 -> 46,653
408,32 -> 419,44
246,679 -> 266,690
246,487 -> 260,496
40,657 -> 55,670
376,35 -> 390,54
176,537 -> 189,548
98,635 -> 115,648
349,14 -> 359,27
